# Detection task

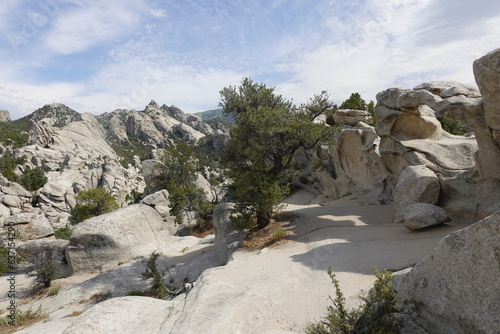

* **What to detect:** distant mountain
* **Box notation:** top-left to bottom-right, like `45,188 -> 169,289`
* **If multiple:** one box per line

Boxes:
20,103 -> 83,128
194,108 -> 235,124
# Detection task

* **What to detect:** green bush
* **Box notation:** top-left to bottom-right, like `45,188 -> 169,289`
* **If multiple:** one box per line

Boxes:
70,188 -> 119,225
18,166 -> 48,191
54,226 -> 72,240
306,267 -> 402,334
0,150 -> 26,182
29,252 -> 61,288
437,115 -> 465,135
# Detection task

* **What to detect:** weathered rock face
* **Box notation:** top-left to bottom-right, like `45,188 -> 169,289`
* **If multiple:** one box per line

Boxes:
332,109 -> 373,126
403,203 -> 450,231
66,204 -> 170,275
5,213 -> 54,240
295,123 -> 390,204
0,110 -> 11,122
97,101 -> 211,149
213,202 -> 244,265
16,239 -> 69,277
394,210 -> 500,334
17,113 -> 146,227
375,87 -> 478,188
392,165 -> 441,224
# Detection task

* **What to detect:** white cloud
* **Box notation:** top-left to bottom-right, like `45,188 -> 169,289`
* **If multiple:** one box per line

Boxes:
149,8 -> 167,18
43,0 -> 144,55
276,0 -> 500,105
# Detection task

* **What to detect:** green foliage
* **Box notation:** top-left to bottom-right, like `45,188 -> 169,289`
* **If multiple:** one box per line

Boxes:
108,134 -> 152,168
125,189 -> 144,204
70,188 -> 119,225
437,115 -> 465,135
0,150 -> 26,182
0,119 -> 30,148
18,167 -> 48,191
306,267 -> 402,334
367,100 -> 375,125
141,251 -> 169,299
340,92 -> 367,111
220,78 -> 335,228
54,226 -> 72,240
156,141 -> 212,224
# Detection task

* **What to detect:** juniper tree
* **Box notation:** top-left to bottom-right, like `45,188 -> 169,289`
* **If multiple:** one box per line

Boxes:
219,78 -> 334,228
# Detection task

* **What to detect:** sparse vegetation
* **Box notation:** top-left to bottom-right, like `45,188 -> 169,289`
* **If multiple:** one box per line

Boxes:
48,284 -> 62,296
70,187 -> 119,225
141,251 -> 172,299
0,305 -> 47,332
306,267 -> 402,334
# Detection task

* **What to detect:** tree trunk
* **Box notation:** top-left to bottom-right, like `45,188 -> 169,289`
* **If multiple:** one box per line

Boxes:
256,211 -> 271,229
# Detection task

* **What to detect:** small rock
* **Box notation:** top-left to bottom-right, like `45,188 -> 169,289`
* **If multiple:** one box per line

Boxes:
403,203 -> 450,231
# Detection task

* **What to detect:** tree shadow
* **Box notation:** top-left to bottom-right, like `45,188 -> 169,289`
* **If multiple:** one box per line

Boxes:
282,196 -> 468,275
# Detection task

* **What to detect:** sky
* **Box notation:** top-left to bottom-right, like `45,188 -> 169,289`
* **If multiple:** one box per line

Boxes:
0,0 -> 499,120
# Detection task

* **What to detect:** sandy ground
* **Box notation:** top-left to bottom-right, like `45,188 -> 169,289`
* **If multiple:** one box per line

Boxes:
1,191 -> 472,333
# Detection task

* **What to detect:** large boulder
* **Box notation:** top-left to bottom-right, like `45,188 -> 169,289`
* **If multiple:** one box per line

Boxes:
66,204 -> 170,275
16,239 -> 69,263
5,213 -> 55,240
213,202 -> 244,265
392,165 -> 440,224
403,203 -> 450,231
394,210 -> 500,334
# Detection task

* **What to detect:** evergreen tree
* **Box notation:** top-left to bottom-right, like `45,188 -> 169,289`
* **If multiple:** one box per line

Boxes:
220,78 -> 334,228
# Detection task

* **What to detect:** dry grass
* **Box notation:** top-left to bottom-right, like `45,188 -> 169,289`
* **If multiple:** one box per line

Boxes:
243,212 -> 298,251
63,310 -> 84,318
0,306 -> 48,334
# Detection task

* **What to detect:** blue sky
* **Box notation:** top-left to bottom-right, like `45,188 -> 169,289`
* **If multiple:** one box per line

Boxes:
1,0 -> 499,119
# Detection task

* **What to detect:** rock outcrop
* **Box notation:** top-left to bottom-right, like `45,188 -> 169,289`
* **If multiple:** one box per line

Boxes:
394,210 -> 500,333
5,213 -> 54,240
0,110 -> 10,122
332,109 -> 373,126
66,204 -> 170,275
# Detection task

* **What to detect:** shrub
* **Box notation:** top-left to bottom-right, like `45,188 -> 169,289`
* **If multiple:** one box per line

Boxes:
31,259 -> 60,288
70,188 -> 119,224
48,284 -> 61,296
306,267 -> 402,334
273,228 -> 287,242
141,251 -> 170,299
54,226 -> 72,240
437,115 -> 465,135
18,166 -> 48,191
0,305 -> 47,330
